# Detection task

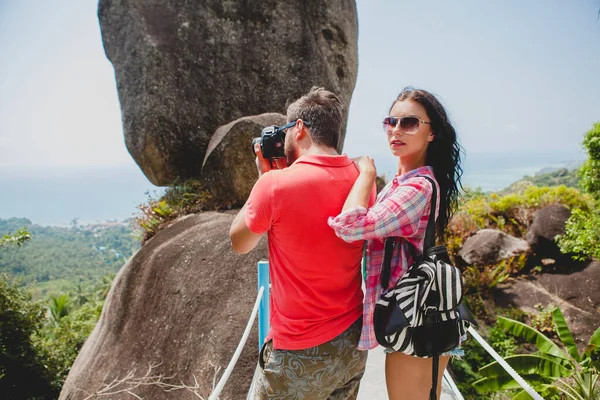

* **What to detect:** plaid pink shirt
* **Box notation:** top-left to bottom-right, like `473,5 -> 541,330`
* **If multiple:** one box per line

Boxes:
327,166 -> 439,350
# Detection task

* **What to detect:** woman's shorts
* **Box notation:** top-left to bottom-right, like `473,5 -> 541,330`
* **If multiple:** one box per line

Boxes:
383,334 -> 467,358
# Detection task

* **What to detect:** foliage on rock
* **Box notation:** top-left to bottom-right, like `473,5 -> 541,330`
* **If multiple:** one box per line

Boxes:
135,179 -> 220,243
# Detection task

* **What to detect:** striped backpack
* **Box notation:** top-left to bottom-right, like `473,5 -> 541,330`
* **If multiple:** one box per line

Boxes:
373,176 -> 477,399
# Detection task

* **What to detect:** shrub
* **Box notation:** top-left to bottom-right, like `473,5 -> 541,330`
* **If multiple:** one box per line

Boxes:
557,122 -> 600,261
462,254 -> 527,299
0,228 -> 32,248
34,299 -> 104,390
580,122 -> 600,200
557,208 -> 600,261
0,274 -> 57,399
136,179 -> 217,243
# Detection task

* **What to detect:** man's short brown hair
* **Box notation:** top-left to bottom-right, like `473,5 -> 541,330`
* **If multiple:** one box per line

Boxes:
286,87 -> 344,149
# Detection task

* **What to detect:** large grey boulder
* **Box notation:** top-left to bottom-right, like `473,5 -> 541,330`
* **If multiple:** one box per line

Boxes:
526,204 -> 572,260
202,113 -> 286,206
98,0 -> 359,186
494,261 -> 600,351
59,212 -> 267,400
457,229 -> 530,266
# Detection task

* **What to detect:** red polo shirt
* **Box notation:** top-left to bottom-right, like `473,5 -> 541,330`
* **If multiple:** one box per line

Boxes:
245,154 -> 373,350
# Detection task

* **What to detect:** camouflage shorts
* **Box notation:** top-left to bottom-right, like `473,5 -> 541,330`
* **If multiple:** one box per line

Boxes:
254,319 -> 367,400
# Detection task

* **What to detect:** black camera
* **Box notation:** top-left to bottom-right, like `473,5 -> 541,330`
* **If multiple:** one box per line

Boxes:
251,125 -> 286,160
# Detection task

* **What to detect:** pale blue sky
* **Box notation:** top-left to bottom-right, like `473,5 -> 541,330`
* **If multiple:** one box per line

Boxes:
1,0 -> 599,183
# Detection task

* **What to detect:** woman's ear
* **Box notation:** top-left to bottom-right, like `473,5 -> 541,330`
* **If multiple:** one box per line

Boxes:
427,132 -> 435,142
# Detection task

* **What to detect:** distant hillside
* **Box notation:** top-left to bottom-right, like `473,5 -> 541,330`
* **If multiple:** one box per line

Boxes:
500,164 -> 581,194
0,218 -> 140,295
522,167 -> 581,188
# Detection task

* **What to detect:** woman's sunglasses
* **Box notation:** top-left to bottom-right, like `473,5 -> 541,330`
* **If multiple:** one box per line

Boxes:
383,116 -> 430,135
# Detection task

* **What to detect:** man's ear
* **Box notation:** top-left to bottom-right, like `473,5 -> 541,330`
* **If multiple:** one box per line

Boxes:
296,120 -> 308,140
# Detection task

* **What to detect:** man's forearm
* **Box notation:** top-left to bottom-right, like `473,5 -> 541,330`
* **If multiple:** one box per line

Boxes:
229,202 -> 263,254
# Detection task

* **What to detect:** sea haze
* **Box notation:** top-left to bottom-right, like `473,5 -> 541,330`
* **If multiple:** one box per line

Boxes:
374,149 -> 585,192
0,149 -> 586,226
0,165 -> 163,226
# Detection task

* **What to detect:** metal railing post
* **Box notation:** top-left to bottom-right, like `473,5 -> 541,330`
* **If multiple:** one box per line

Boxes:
257,260 -> 270,350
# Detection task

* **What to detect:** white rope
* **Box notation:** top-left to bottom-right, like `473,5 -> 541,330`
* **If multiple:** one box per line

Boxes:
246,365 -> 262,400
209,287 -> 264,400
443,370 -> 465,400
467,326 -> 544,400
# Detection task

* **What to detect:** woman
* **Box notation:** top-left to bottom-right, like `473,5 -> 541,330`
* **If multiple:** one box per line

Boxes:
328,87 -> 463,399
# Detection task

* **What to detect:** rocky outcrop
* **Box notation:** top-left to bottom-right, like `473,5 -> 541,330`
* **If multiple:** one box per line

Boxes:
202,113 -> 286,205
526,204 -> 571,260
98,0 -> 359,186
59,212 -> 267,400
494,261 -> 600,349
457,229 -> 530,266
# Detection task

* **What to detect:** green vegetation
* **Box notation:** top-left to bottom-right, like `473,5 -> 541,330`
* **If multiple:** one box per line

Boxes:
520,168 -> 581,189
0,217 -> 139,297
558,122 -> 600,261
452,310 -> 526,400
557,209 -> 600,261
473,308 -> 600,400
0,275 -> 57,399
1,227 -> 32,248
0,272 -> 109,399
136,179 -> 217,242
579,122 -> 600,201
0,225 -> 111,398
33,278 -> 109,394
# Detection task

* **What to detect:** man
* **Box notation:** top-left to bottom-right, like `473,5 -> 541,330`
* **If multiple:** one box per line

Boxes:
229,87 -> 373,399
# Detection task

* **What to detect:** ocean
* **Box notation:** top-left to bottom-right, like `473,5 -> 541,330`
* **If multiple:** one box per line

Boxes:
0,151 -> 585,227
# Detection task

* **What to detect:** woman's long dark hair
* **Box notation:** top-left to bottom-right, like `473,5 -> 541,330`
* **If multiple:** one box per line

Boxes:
392,87 -> 464,241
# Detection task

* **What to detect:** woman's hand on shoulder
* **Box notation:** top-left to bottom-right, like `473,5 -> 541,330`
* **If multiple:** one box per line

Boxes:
352,156 -> 377,176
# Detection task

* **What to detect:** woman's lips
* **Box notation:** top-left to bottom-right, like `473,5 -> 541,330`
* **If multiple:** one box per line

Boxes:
390,140 -> 405,147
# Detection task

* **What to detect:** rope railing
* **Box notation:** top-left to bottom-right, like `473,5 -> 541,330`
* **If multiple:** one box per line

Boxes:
443,370 -> 465,400
208,286 -> 264,400
467,326 -> 544,400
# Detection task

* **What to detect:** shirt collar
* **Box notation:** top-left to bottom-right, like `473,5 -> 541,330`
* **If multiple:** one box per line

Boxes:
293,153 -> 353,167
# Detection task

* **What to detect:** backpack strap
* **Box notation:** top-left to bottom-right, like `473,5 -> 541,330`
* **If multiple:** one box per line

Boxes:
379,175 -> 438,290
421,176 -> 438,253
380,237 -> 395,290
430,354 -> 440,400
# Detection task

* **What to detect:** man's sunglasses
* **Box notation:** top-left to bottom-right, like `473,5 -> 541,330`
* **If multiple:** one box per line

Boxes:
279,120 -> 311,133
383,116 -> 430,135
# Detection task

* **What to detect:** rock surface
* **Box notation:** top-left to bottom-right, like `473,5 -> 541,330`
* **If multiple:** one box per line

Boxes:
494,261 -> 600,349
98,0 -> 359,185
457,229 -> 530,266
202,113 -> 286,205
59,212 -> 267,400
525,204 -> 571,260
